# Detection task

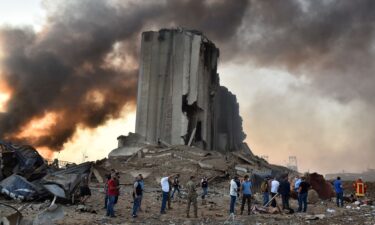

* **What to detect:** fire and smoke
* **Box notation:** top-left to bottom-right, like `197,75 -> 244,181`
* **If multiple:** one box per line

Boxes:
1,0 -> 375,171
0,0 -> 248,151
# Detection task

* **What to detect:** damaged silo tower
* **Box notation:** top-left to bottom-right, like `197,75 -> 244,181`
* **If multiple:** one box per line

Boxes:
136,29 -> 245,152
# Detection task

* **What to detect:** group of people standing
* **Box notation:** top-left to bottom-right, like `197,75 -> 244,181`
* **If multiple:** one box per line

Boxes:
101,171 -> 369,219
260,175 -> 310,213
229,175 -> 253,215
159,174 -> 209,218
104,170 -> 144,218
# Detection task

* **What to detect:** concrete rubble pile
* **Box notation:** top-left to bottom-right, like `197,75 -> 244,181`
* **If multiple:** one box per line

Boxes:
103,137 -> 294,190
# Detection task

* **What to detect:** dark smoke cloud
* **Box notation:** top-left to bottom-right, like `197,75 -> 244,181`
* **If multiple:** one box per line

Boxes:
0,0 -> 248,150
228,0 -> 375,104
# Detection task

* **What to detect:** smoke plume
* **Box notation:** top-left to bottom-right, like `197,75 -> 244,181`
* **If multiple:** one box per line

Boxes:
0,0 -> 248,150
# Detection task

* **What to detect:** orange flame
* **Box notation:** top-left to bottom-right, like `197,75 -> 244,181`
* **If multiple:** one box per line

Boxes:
0,80 -> 11,112
16,112 -> 58,140
36,146 -> 55,160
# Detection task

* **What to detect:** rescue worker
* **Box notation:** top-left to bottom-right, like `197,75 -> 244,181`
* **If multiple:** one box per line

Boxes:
186,176 -> 198,218
353,177 -> 367,198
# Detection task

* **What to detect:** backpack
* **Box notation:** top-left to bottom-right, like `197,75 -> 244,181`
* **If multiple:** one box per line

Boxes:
261,181 -> 268,192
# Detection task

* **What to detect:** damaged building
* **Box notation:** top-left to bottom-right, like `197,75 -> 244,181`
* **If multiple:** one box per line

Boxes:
135,28 -> 245,152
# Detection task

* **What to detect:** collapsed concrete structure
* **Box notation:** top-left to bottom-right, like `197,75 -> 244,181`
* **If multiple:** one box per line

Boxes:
135,29 -> 245,152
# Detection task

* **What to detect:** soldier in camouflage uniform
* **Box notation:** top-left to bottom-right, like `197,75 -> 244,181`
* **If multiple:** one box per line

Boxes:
186,176 -> 198,218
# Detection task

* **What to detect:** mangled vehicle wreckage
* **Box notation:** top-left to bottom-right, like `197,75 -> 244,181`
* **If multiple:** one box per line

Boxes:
0,141 -> 92,202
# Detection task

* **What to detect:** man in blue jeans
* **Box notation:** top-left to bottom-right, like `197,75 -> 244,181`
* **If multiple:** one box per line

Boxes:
132,175 -> 143,218
241,175 -> 252,215
334,176 -> 344,207
106,173 -> 117,217
160,174 -> 174,214
171,174 -> 181,199
229,176 -> 238,214
297,177 -> 310,213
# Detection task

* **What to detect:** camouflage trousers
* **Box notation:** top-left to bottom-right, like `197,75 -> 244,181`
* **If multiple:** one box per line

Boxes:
186,195 -> 198,217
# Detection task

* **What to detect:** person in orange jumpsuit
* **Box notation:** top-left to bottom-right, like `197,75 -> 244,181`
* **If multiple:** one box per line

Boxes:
353,178 -> 367,198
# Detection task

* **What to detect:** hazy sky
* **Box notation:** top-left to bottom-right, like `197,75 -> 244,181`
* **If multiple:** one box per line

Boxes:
1,0 -> 374,174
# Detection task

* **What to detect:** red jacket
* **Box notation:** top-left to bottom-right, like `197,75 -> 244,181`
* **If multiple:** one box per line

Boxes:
107,179 -> 118,196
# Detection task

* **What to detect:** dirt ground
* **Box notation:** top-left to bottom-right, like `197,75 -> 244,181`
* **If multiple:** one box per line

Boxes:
1,181 -> 374,225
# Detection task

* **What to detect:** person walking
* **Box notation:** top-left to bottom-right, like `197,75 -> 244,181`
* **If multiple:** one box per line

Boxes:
334,176 -> 344,207
160,174 -> 174,214
138,174 -> 144,212
106,173 -> 117,217
171,174 -> 181,199
240,175 -> 252,215
297,177 -> 310,213
186,176 -> 198,218
229,176 -> 239,215
278,175 -> 291,210
270,177 -> 280,207
261,177 -> 270,206
201,177 -> 208,204
132,175 -> 143,218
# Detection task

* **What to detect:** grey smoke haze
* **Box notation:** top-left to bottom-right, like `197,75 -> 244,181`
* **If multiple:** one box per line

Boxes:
0,0 -> 374,171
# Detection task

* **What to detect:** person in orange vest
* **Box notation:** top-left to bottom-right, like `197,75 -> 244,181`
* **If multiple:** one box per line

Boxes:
353,178 -> 367,198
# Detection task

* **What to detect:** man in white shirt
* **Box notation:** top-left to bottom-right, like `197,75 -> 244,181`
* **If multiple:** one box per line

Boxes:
270,177 -> 280,207
160,174 -> 174,214
229,176 -> 238,214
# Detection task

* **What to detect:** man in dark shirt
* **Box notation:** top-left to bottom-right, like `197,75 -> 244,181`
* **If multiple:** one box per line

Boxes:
297,177 -> 310,213
201,177 -> 208,204
171,174 -> 181,199
278,175 -> 291,210
132,175 -> 143,218
79,175 -> 91,204
113,172 -> 120,205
